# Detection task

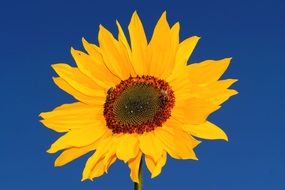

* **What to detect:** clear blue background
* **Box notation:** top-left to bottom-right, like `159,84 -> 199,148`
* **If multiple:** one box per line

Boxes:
0,0 -> 284,189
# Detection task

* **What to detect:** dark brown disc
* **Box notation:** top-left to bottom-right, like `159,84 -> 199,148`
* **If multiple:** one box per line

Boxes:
103,75 -> 175,134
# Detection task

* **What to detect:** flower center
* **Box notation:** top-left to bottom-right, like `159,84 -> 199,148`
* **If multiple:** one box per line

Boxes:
103,75 -> 175,134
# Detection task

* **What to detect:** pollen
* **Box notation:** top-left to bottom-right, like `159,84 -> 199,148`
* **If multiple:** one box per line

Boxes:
103,75 -> 175,134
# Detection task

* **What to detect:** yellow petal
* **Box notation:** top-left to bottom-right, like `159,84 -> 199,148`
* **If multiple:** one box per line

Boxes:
128,11 -> 148,75
188,79 -> 237,98
82,135 -> 114,181
55,143 -> 97,167
148,11 -> 176,79
51,64 -> 105,97
89,158 -> 106,179
170,22 -> 180,47
103,153 -> 117,173
116,134 -> 139,163
209,89 -> 238,105
138,131 -> 164,162
168,73 -> 192,103
212,79 -> 238,89
128,151 -> 142,183
170,102 -> 185,122
161,21 -> 180,78
182,79 -> 238,106
177,36 -> 200,64
145,152 -> 167,178
187,58 -> 232,84
184,98 -> 221,124
205,79 -> 238,105
40,102 -> 103,132
98,25 -> 131,80
40,102 -> 97,119
116,21 -> 136,77
52,77 -> 105,105
116,20 -> 130,51
155,126 -> 199,160
102,139 -> 118,173
168,36 -> 200,81
82,37 -> 101,58
71,47 -> 119,88
40,102 -> 102,122
47,126 -> 107,153
171,96 -> 220,125
183,121 -> 228,141
82,37 -> 122,83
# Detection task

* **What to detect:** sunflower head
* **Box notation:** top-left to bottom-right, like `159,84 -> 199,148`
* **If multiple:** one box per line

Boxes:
40,11 -> 237,183
104,75 -> 175,134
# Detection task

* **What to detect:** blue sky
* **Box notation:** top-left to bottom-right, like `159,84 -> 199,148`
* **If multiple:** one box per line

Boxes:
0,0 -> 284,189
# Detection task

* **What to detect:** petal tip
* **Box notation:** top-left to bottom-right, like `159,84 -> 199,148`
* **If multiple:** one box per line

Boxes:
51,63 -> 64,70
39,113 -> 44,118
132,10 -> 138,17
81,172 -> 91,182
224,57 -> 232,63
54,161 -> 62,167
224,135 -> 229,142
232,89 -> 239,95
129,11 -> 140,27
50,64 -> 56,69
81,37 -> 87,43
194,35 -> 201,41
46,148 -> 54,154
99,24 -> 105,30
70,47 -> 77,56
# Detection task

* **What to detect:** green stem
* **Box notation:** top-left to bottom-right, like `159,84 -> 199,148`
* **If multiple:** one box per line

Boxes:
134,158 -> 143,190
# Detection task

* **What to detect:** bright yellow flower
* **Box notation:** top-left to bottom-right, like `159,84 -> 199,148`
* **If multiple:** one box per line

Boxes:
40,11 -> 237,182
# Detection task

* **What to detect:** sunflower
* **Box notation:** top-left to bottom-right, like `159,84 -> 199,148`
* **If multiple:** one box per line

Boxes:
40,11 -> 237,184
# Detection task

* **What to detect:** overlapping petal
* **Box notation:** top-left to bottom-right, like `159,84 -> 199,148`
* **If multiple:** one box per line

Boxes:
82,135 -> 115,181
145,152 -> 167,178
52,77 -> 105,105
138,131 -> 164,162
116,134 -> 139,163
71,47 -> 120,88
148,12 -> 176,79
128,11 -> 148,75
167,36 -> 200,81
40,102 -> 103,132
52,64 -> 105,97
55,143 -> 97,167
47,126 -> 107,154
187,58 -> 232,83
128,151 -> 142,183
155,125 -> 200,160
183,121 -> 228,141
98,25 -> 134,80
